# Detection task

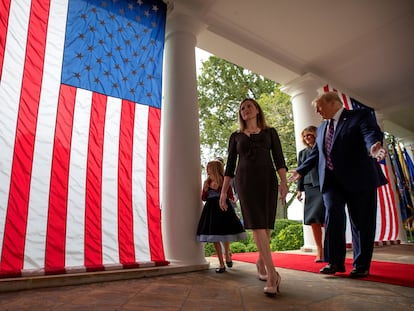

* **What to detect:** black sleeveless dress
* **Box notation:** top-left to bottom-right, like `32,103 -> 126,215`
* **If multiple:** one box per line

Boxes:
196,187 -> 247,242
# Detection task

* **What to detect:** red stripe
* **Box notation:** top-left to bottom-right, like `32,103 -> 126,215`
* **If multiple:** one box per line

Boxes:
84,93 -> 106,268
325,86 -> 350,110
341,94 -> 350,110
146,107 -> 164,261
118,100 -> 136,264
0,0 -> 11,80
0,0 -> 50,273
45,85 -> 76,272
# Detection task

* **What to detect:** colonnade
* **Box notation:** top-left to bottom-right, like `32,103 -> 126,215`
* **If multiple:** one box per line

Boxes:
161,14 -> 345,264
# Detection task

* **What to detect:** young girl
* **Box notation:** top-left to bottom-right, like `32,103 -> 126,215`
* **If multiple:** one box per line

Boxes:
196,160 -> 247,273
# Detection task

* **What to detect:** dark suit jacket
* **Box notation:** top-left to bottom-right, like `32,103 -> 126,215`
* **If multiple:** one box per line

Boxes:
297,147 -> 320,191
297,109 -> 388,193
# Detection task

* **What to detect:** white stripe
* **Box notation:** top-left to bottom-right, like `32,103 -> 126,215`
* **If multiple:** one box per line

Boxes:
101,97 -> 121,264
375,189 -> 385,241
24,0 -> 69,270
388,190 -> 397,240
345,207 -> 352,244
65,89 -> 92,267
0,0 -> 31,259
132,104 -> 150,261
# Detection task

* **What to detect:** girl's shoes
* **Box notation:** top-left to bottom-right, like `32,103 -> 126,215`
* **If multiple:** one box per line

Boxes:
256,261 -> 267,281
225,252 -> 233,268
215,266 -> 226,273
263,272 -> 281,297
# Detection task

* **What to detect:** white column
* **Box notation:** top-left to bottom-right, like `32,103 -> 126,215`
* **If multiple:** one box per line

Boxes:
281,73 -> 325,252
161,13 -> 207,265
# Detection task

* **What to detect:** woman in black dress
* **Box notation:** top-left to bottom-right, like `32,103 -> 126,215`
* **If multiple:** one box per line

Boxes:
197,160 -> 247,273
219,98 -> 288,297
296,126 -> 325,262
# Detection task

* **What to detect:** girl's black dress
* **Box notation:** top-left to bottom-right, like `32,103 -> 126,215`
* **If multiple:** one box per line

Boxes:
196,187 -> 247,242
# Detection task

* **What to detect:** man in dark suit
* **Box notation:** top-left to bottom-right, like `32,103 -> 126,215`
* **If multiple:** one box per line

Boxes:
289,92 -> 388,278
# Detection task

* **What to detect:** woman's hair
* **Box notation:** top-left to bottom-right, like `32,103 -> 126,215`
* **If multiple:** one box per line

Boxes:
206,160 -> 224,187
301,125 -> 317,146
238,98 -> 268,131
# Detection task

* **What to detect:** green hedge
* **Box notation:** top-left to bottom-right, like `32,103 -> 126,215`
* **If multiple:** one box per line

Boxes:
405,227 -> 414,242
203,219 -> 304,257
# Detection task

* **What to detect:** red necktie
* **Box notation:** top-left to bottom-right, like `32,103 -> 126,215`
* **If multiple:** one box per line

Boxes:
325,119 -> 334,170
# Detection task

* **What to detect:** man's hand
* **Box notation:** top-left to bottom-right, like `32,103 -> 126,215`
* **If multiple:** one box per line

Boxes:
288,170 -> 302,182
370,141 -> 387,162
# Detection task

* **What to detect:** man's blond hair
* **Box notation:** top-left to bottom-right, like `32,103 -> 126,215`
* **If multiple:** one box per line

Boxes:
313,91 -> 343,107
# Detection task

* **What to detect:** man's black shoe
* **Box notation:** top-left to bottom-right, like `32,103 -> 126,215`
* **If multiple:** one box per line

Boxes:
320,264 -> 346,275
349,268 -> 369,278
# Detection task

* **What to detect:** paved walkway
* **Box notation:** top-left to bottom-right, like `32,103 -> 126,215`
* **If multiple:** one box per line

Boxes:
0,244 -> 413,310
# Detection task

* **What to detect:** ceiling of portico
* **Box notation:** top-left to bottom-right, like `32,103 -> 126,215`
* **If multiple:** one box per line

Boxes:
168,0 -> 414,146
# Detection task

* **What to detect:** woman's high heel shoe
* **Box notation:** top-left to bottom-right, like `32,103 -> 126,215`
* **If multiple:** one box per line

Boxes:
256,261 -> 267,281
263,272 -> 281,297
315,248 -> 324,263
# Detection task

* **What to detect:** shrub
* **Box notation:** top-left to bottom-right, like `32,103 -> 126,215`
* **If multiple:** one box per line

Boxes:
202,219 -> 304,256
272,223 -> 304,251
204,243 -> 215,257
230,242 -> 247,253
272,219 -> 300,239
246,243 -> 258,252
203,241 -> 247,256
405,227 -> 414,242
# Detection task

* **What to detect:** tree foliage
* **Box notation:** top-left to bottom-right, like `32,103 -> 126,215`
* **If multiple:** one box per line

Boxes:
198,56 -> 276,162
198,56 -> 297,167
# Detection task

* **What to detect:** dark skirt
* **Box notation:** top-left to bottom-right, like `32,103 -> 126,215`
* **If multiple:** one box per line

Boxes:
303,184 -> 325,225
196,197 -> 247,242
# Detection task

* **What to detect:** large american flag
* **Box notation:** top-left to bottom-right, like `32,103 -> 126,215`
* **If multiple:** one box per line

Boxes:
0,0 -> 167,277
323,85 -> 400,244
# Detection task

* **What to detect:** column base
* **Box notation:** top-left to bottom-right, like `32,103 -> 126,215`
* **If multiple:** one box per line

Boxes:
300,246 -> 318,253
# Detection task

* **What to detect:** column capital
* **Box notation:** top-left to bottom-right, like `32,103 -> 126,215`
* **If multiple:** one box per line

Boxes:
166,12 -> 205,40
281,72 -> 325,99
